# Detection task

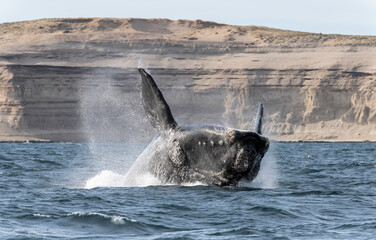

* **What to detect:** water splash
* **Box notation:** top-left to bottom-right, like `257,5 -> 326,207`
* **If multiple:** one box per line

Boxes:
138,58 -> 152,73
250,155 -> 279,189
85,170 -> 162,189
241,151 -> 279,189
79,68 -> 155,188
138,58 -> 145,69
83,137 -> 204,188
79,69 -> 150,142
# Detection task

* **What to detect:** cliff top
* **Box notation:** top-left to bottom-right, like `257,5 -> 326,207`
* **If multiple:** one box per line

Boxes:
0,18 -> 375,47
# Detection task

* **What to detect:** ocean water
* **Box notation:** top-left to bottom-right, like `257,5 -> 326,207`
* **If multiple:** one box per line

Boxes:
0,142 -> 375,239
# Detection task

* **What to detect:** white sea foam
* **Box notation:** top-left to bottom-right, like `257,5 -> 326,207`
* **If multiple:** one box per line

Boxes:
67,211 -> 137,224
33,213 -> 51,218
181,181 -> 206,187
85,170 -> 125,189
84,169 -> 208,188
84,169 -> 162,189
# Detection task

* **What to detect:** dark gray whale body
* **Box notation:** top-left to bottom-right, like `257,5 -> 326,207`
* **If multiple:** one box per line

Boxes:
137,68 -> 269,186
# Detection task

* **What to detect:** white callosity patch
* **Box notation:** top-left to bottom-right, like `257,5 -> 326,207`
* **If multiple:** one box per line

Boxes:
224,129 -> 236,144
168,141 -> 186,166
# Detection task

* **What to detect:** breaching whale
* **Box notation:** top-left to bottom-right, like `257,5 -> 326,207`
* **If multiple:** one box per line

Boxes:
131,68 -> 269,186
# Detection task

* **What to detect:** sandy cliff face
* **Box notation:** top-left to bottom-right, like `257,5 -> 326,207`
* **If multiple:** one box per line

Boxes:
0,18 -> 375,141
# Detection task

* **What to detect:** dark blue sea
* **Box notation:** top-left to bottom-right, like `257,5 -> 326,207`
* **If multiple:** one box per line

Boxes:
0,142 -> 375,239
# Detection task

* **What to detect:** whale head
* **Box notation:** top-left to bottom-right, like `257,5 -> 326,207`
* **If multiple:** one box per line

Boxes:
138,68 -> 269,186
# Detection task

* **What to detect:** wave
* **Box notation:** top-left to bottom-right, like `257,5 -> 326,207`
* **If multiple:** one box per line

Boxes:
35,159 -> 64,167
33,213 -> 52,218
26,212 -> 139,226
67,211 -> 137,225
288,190 -> 344,196
250,205 -> 299,219
331,222 -> 376,230
15,213 -> 55,220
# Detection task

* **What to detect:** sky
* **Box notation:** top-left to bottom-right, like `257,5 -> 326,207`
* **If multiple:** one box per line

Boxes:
0,0 -> 375,35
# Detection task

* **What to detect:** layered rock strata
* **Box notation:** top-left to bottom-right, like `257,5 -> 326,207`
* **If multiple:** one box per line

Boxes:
0,18 -> 375,141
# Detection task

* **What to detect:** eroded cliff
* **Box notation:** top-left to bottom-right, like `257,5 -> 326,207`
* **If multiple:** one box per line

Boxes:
0,18 -> 375,141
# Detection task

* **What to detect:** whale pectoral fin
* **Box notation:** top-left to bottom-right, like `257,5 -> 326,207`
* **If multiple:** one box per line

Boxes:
138,68 -> 178,131
254,103 -> 264,135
